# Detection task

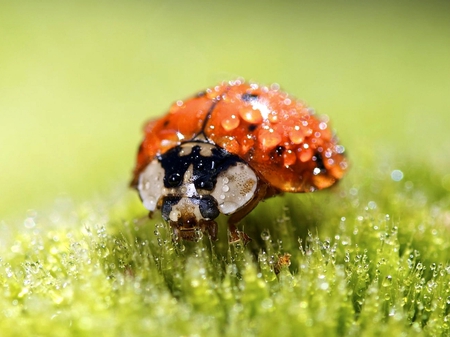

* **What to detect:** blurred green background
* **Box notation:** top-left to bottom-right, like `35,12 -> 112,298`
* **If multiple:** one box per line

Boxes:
1,0 -> 449,221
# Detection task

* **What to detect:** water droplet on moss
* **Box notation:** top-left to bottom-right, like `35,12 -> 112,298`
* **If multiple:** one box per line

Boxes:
261,230 -> 271,241
259,252 -> 267,262
24,217 -> 36,229
391,169 -> 404,181
382,275 -> 393,287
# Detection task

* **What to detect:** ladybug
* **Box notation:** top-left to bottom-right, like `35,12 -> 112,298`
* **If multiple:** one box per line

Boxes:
131,80 -> 347,244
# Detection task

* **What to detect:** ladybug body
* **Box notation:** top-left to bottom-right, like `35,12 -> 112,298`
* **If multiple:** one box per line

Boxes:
132,80 -> 347,243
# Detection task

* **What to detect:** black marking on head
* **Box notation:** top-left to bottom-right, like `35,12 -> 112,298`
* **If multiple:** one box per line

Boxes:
161,194 -> 220,223
313,151 -> 327,173
199,195 -> 220,219
275,146 -> 284,157
161,196 -> 182,221
158,143 -> 241,191
241,93 -> 259,102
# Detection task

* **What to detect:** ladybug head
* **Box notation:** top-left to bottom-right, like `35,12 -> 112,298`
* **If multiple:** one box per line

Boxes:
137,141 -> 258,241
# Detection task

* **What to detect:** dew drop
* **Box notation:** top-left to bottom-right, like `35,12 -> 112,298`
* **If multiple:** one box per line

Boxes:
288,128 -> 305,144
143,197 -> 156,211
258,129 -> 281,150
270,83 -> 280,91
391,170 -> 404,181
368,201 -> 377,209
261,230 -> 271,241
298,148 -> 313,162
268,111 -> 279,123
240,107 -> 263,124
221,114 -> 240,131
283,150 -> 297,167
335,145 -> 345,154
24,217 -> 36,229
382,275 -> 393,287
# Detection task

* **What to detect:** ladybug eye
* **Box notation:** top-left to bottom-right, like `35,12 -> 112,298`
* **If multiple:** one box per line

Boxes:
210,162 -> 258,215
167,172 -> 182,187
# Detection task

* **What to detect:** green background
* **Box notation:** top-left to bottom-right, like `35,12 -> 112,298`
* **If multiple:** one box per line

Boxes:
1,1 -> 449,218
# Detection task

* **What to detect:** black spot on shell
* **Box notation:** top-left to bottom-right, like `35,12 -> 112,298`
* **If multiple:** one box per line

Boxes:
313,152 -> 327,172
248,124 -> 257,132
241,93 -> 259,102
275,146 -> 284,157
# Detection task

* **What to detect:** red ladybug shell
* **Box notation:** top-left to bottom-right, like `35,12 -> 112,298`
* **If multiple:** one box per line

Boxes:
132,80 -> 347,193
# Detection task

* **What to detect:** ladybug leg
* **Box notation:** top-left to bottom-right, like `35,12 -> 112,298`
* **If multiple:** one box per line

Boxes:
200,220 -> 218,241
208,221 -> 218,241
227,181 -> 273,245
228,223 -> 251,245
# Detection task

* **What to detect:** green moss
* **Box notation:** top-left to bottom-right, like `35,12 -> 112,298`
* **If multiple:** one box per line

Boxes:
1,161 -> 450,336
